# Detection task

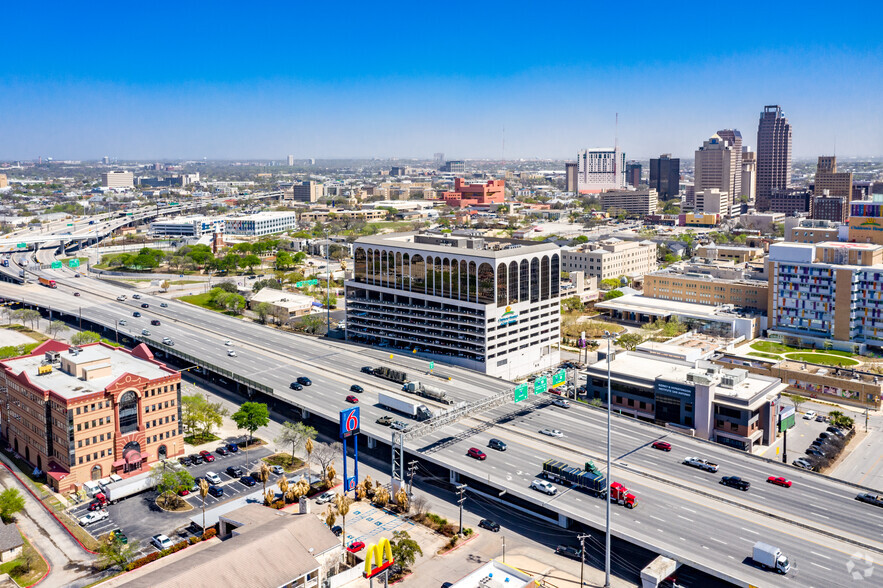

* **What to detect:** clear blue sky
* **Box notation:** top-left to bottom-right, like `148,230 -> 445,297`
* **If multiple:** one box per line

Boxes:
2,1 -> 881,161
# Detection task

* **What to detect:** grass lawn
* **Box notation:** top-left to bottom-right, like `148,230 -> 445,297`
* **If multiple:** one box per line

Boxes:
184,432 -> 220,446
0,535 -> 49,586
751,340 -> 800,354
170,279 -> 204,285
2,324 -> 48,342
785,352 -> 859,367
59,256 -> 89,267
263,453 -> 304,472
177,293 -> 227,313
748,352 -> 783,360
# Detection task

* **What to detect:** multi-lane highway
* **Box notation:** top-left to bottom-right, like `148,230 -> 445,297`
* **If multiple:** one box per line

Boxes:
3,265 -> 883,587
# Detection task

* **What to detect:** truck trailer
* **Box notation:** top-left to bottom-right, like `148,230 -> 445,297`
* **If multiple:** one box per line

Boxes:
38,277 -> 57,288
377,392 -> 432,421
374,367 -> 409,385
98,470 -> 156,504
542,459 -> 638,507
752,542 -> 791,574
402,381 -> 454,404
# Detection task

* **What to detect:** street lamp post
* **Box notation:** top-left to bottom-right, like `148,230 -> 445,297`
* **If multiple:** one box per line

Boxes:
603,330 -> 616,588
325,237 -> 331,336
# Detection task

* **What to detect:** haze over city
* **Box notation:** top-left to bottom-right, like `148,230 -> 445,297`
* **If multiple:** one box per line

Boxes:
2,1 -> 882,160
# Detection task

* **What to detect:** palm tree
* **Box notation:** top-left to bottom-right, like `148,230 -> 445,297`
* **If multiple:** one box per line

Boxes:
256,462 -> 270,496
325,464 -> 336,488
334,494 -> 352,549
304,438 -> 314,479
198,478 -> 209,533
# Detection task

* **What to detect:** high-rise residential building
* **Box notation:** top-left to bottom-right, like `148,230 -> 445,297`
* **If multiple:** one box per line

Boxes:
813,155 -> 852,201
564,162 -> 578,193
577,148 -> 625,193
291,180 -> 322,203
626,161 -> 642,188
434,153 -> 445,168
811,194 -> 848,223
101,171 -> 134,189
102,156 -> 109,165
741,148 -> 757,204
756,105 -> 792,211
649,154 -> 680,200
346,232 -> 561,379
599,189 -> 658,216
561,239 -> 657,280
287,155 -> 295,166
694,133 -> 741,211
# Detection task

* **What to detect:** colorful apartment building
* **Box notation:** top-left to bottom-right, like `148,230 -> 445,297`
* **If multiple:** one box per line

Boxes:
442,178 -> 505,208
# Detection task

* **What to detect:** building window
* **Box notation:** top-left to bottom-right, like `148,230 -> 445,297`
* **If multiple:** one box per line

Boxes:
354,247 -> 367,282
395,252 -> 402,288
497,263 -> 508,306
158,445 -> 167,460
477,263 -> 495,305
508,261 -> 519,304
520,260 -> 529,302
460,260 -> 468,301
118,391 -> 139,435
411,255 -> 425,294
551,254 -> 560,298
450,257 -> 459,299
468,261 -> 478,302
541,256 -> 550,301
402,253 -> 410,291
530,258 -> 540,303
443,258 -> 452,298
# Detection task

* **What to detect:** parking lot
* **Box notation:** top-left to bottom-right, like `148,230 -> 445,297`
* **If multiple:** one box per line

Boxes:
340,502 -> 445,561
68,446 -> 273,554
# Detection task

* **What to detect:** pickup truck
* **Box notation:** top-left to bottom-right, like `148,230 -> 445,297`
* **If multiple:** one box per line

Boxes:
682,457 -> 719,473
856,493 -> 883,507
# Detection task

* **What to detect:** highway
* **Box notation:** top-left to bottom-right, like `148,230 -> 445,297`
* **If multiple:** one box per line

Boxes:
3,267 -> 883,586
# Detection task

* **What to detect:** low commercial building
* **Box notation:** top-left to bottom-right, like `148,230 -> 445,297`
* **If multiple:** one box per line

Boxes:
560,270 -> 599,303
0,341 -> 182,492
643,263 -> 768,312
600,188 -> 658,216
682,212 -> 720,227
584,344 -> 786,451
786,219 -> 842,244
149,216 -> 225,237
443,178 -> 505,208
450,560 -> 538,588
0,174 -> 7,189
248,288 -> 313,319
848,196 -> 883,245
101,171 -> 133,189
695,245 -> 765,263
224,212 -> 298,236
561,239 -> 657,281
298,208 -> 386,223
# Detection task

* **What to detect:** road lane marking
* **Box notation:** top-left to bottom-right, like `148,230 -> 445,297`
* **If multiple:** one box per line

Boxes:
810,562 -> 831,571
738,537 -> 753,543
677,515 -> 693,522
649,515 -> 665,522
810,551 -> 831,559
681,506 -> 696,513
710,538 -> 727,545
740,527 -> 759,534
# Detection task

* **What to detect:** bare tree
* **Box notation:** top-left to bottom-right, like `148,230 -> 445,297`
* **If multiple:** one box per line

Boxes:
313,442 -> 340,484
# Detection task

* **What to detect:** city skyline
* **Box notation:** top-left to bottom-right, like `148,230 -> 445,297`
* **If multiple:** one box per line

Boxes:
1,2 -> 881,161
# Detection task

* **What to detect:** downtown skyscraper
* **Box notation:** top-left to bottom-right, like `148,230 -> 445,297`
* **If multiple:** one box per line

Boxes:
756,105 -> 792,211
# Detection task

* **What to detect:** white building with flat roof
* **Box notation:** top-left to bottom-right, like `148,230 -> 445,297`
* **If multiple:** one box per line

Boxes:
577,148 -> 625,193
149,216 -> 225,237
346,232 -> 561,379
101,171 -> 133,189
224,212 -> 298,236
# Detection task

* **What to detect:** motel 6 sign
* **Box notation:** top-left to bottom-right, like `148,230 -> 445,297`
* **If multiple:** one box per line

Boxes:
339,407 -> 360,439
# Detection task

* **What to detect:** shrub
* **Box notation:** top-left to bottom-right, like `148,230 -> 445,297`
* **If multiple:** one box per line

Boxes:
202,528 -> 217,540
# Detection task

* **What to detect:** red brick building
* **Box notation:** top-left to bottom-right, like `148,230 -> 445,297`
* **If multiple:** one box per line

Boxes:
0,341 -> 183,492
443,178 -> 505,208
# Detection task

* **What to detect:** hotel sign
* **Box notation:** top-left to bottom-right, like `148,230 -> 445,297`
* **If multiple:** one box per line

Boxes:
499,305 -> 518,326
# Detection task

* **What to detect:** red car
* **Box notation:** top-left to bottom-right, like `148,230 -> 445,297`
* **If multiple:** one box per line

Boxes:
767,476 -> 792,488
347,540 -> 365,553
178,488 -> 190,496
467,447 -> 487,460
651,441 -> 672,452
199,450 -> 216,463
345,395 -> 359,404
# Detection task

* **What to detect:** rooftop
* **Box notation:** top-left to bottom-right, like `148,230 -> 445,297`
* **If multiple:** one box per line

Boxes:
595,293 -> 748,319
450,560 -> 536,588
355,232 -> 560,258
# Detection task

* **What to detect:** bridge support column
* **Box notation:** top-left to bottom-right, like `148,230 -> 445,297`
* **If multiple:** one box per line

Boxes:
300,408 -> 309,419
557,512 -> 569,528
366,437 -> 376,449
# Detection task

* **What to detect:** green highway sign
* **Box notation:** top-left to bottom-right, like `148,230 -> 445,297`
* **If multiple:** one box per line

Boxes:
534,377 -> 548,395
68,259 -> 80,268
295,279 -> 319,288
514,383 -> 529,403
429,361 -> 434,370
16,243 -> 25,249
66,223 -> 73,226
51,261 -> 62,269
551,369 -> 566,388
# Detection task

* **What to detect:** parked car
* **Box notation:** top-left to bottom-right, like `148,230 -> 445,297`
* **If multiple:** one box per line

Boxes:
216,446 -> 228,456
478,519 -> 500,532
555,545 -> 582,560
316,491 -> 336,504
226,443 -> 239,453
767,476 -> 792,488
208,485 -> 224,498
240,476 -> 256,487
331,525 -> 343,537
720,476 -> 750,491
345,395 -> 359,404
226,466 -> 244,478
804,410 -> 817,420
150,319 -> 161,326
297,376 -> 312,386
79,510 -> 109,526
270,465 -> 284,476
531,479 -> 557,495
178,456 -> 192,467
376,415 -> 393,426
205,472 -> 222,485
350,385 -> 364,393
177,487 -> 190,496
199,450 -> 216,463
540,428 -> 563,437
87,499 -> 105,511
467,447 -> 487,460
289,381 -> 303,390
827,427 -> 847,438
652,441 -> 672,452
347,541 -> 366,553
108,529 -> 128,544
815,414 -> 827,422
151,534 -> 173,550
488,438 -> 507,451
190,454 -> 204,465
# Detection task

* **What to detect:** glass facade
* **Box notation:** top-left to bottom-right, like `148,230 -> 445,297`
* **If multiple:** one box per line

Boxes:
118,391 -> 139,435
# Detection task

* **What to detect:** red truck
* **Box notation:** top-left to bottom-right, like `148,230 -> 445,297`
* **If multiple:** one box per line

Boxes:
610,482 -> 638,509
38,277 -> 57,288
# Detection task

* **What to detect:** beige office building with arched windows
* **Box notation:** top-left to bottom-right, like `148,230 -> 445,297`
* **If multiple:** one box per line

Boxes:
346,233 -> 561,379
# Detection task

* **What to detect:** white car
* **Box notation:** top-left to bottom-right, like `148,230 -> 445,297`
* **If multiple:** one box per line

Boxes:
118,319 -> 127,326
804,410 -> 817,420
531,479 -> 557,495
227,349 -> 237,357
151,534 -> 173,551
552,398 -> 570,408
141,329 -> 151,336
205,471 -> 222,485
224,340 -> 233,346
79,510 -> 109,526
540,428 -> 564,437
316,491 -> 336,504
162,337 -> 174,345
270,465 -> 284,475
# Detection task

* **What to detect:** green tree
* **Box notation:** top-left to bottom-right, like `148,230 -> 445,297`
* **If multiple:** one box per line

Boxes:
275,421 -> 317,466
0,488 -> 25,523
275,250 -> 292,270
97,534 -> 140,571
71,331 -> 101,345
182,393 -> 228,439
48,319 -> 68,339
390,530 -> 422,571
151,465 -> 194,509
561,296 -> 584,313
617,332 -> 645,351
215,281 -> 239,294
255,302 -> 273,324
599,278 -> 620,290
603,289 -> 624,301
231,402 -> 270,465
241,254 -> 261,273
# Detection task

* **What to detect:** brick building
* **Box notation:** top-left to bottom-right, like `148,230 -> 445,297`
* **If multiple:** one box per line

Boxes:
442,178 -> 505,208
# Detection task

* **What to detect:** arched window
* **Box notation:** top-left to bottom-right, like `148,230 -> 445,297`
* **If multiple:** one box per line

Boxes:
520,260 -> 529,302
451,258 -> 459,299
443,259 -> 451,298
497,263 -> 507,306
354,248 -> 367,282
530,258 -> 540,303
366,248 -> 374,283
508,261 -> 519,304
541,255 -> 550,300
460,261 -> 468,301
402,253 -> 410,290
91,465 -> 102,481
411,255 -> 425,294
118,391 -> 139,434
157,445 -> 167,460
122,441 -> 142,473
372,250 -> 381,284
380,250 -> 389,288
434,257 -> 443,297
468,261 -> 477,302
425,256 -> 434,294
395,252 -> 402,288
551,253 -> 560,298
477,263 -> 495,305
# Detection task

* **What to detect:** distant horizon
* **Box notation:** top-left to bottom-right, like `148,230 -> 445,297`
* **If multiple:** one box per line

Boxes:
1,2 -> 881,161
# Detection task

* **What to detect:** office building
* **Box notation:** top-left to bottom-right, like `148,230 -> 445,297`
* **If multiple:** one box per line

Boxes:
224,212 -> 299,236
768,187 -> 812,216
767,241 -> 883,351
149,216 -> 225,237
564,162 -> 578,193
694,188 -> 732,216
135,174 -> 199,188
643,262 -> 768,312
291,181 -> 322,203
346,232 -> 561,379
286,154 -> 295,166
694,245 -> 765,263
813,156 -> 852,201
561,238 -> 657,280
626,161 -> 642,187
101,171 -> 134,189
583,342 -> 785,451
441,160 -> 466,174
599,189 -> 658,216
848,196 -> 883,245
811,194 -> 848,223
649,154 -> 680,200
694,133 -> 741,207
577,148 -> 625,193
756,105 -> 792,211
0,341 -> 183,493
741,148 -> 757,204
787,219 -> 842,244
443,178 -> 505,208
0,174 -> 7,189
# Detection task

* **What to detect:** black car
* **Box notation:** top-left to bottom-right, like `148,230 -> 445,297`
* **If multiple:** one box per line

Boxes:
240,475 -> 256,487
331,525 -> 343,536
226,465 -> 244,478
488,438 -> 507,451
478,518 -> 500,532
289,382 -> 303,391
141,303 -> 149,308
150,319 -> 161,326
555,545 -> 582,560
133,311 -> 141,317
178,456 -> 192,467
826,426 -> 847,437
190,454 -> 204,465
720,476 -> 750,491
350,384 -> 364,393
361,366 -> 374,374
216,446 -> 228,456
297,377 -> 312,386
208,485 -> 224,498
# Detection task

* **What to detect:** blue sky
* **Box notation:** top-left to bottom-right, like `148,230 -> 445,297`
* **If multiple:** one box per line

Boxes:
2,1 -> 881,160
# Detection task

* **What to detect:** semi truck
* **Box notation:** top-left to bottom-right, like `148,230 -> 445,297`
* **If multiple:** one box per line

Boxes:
752,542 -> 791,574
38,277 -> 57,288
542,459 -> 638,507
374,367 -> 409,385
98,470 -> 156,504
377,392 -> 432,421
402,381 -> 454,404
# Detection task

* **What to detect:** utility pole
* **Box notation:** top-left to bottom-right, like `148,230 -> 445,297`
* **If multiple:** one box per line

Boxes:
502,536 -> 506,563
407,460 -> 418,500
603,331 -> 616,588
456,484 -> 467,536
578,533 -> 590,586
325,235 -> 331,336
